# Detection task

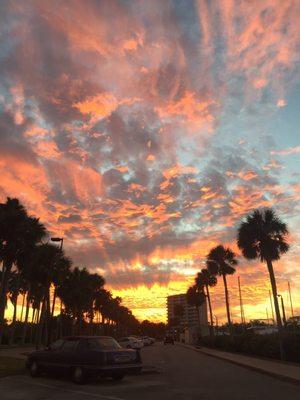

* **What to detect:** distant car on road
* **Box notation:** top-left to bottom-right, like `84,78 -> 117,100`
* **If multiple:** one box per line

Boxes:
118,336 -> 143,349
26,336 -> 142,384
248,325 -> 278,335
164,335 -> 174,345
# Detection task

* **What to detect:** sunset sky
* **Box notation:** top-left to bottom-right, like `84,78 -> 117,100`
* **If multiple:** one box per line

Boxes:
0,0 -> 299,323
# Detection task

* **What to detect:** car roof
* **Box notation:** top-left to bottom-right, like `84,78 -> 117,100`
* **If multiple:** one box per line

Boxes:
63,336 -> 114,340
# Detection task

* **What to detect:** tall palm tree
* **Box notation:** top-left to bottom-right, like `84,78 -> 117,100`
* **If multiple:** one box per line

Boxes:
21,243 -> 64,345
94,288 -> 112,325
8,271 -> 27,344
195,269 -> 217,330
58,267 -> 105,335
186,285 -> 206,337
237,208 -> 289,329
206,245 -> 238,330
0,198 -> 46,343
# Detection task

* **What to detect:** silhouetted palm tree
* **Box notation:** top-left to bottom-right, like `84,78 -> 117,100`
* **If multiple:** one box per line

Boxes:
195,269 -> 217,330
0,198 -> 46,343
186,285 -> 206,337
94,288 -> 112,325
58,267 -> 105,335
206,245 -> 238,329
8,271 -> 27,344
237,208 -> 289,329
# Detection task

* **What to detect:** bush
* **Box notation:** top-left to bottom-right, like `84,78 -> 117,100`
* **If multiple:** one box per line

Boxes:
200,332 -> 300,363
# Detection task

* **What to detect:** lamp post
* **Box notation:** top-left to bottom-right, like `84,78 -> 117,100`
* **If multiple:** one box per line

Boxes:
277,294 -> 287,326
50,237 -> 64,340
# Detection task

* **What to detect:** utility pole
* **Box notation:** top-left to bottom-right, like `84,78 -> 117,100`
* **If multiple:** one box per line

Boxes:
288,281 -> 294,318
269,290 -> 275,324
238,276 -> 245,324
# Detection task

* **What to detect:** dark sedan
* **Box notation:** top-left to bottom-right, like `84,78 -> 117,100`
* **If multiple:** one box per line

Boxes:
26,336 -> 142,384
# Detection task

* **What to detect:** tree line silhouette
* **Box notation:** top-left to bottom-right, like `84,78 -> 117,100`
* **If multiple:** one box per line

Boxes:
0,198 -> 164,346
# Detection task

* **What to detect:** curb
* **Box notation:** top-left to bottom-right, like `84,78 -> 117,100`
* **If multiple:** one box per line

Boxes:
179,344 -> 300,385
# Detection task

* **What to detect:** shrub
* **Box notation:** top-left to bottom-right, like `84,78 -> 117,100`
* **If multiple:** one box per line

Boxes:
200,332 -> 300,363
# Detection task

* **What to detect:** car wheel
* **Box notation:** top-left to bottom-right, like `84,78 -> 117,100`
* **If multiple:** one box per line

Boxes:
72,366 -> 86,384
29,361 -> 40,378
112,374 -> 124,381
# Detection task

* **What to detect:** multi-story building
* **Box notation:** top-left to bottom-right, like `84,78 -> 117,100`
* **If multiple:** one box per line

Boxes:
167,293 -> 208,331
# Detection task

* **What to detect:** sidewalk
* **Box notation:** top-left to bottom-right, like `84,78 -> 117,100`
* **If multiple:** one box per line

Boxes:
0,346 -> 35,360
180,343 -> 300,384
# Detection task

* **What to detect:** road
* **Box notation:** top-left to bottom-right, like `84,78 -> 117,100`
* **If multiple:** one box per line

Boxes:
0,343 -> 298,400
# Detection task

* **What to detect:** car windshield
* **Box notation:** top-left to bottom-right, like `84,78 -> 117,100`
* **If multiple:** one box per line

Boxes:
87,338 -> 121,350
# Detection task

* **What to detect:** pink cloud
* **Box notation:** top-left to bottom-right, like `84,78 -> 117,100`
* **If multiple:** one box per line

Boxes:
271,146 -> 300,156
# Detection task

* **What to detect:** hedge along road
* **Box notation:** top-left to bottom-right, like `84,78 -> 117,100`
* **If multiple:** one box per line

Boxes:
0,343 -> 299,400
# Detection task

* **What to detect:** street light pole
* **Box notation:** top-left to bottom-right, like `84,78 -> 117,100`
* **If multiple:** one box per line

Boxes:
50,237 -> 64,340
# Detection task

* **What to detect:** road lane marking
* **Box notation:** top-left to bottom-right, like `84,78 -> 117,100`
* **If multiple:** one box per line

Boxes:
4,376 -> 124,400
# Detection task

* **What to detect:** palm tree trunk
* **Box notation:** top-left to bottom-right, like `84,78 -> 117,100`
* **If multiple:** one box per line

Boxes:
36,297 -> 46,349
222,274 -> 232,329
20,292 -> 25,322
48,286 -> 57,344
266,259 -> 282,328
9,293 -> 19,345
0,260 -> 12,344
59,299 -> 63,339
45,288 -> 51,345
9,272 -> 21,345
21,292 -> 31,344
29,308 -> 36,343
36,302 -> 41,324
266,259 -> 286,360
196,305 -> 202,340
51,287 -> 57,317
205,284 -> 214,328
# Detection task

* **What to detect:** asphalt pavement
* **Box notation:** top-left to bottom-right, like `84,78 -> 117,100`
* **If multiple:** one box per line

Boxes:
0,343 -> 299,400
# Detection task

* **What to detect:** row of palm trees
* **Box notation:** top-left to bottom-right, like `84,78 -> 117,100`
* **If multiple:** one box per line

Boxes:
187,208 -> 289,335
0,197 -> 139,346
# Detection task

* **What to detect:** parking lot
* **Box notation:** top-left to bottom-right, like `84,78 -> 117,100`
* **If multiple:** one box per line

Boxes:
1,343 -> 299,400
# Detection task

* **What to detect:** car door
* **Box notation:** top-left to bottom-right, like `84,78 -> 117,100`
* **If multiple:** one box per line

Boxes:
57,338 -> 80,372
39,339 -> 64,372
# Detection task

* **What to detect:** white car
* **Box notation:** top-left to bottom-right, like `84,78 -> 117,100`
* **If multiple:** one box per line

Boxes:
118,337 -> 143,349
142,336 -> 153,346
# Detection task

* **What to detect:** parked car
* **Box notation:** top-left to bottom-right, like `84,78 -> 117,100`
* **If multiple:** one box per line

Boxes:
164,335 -> 174,345
26,336 -> 142,384
141,336 -> 152,346
118,336 -> 143,349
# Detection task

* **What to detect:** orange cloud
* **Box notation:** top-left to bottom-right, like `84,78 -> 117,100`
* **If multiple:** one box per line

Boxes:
74,92 -> 119,122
